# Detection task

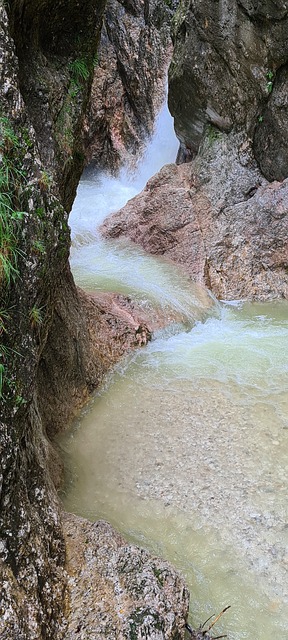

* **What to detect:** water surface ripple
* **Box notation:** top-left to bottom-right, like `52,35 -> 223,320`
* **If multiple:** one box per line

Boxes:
62,101 -> 288,640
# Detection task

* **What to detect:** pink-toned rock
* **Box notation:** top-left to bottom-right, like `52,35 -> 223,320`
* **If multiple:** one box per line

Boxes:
85,0 -> 174,172
101,133 -> 288,301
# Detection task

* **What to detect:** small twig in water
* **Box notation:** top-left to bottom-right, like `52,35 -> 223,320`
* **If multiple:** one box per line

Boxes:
205,606 -> 231,633
201,614 -> 215,629
185,605 -> 231,639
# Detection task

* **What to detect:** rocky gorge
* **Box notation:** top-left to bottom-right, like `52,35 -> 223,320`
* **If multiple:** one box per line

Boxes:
0,0 -> 288,639
102,0 -> 288,298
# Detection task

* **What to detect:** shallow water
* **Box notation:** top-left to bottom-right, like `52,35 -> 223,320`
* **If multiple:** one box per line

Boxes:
61,100 -> 288,639
59,301 -> 288,639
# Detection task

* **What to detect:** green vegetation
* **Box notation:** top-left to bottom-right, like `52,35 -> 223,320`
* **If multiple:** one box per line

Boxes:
29,304 -> 44,328
153,567 -> 164,586
0,117 -> 26,288
69,57 -> 90,82
205,123 -> 222,145
0,116 -> 27,400
32,239 -> 46,255
38,169 -> 52,192
0,307 -> 20,400
266,70 -> 274,94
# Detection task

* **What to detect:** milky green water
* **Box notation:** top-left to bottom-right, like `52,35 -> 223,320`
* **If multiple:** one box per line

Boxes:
59,296 -> 288,640
62,100 -> 288,639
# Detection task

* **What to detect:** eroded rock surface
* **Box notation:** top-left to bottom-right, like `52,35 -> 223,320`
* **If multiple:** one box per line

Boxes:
63,513 -> 189,640
168,0 -> 288,181
0,1 -> 191,637
38,284 -> 176,440
85,0 -> 176,172
102,132 -> 288,301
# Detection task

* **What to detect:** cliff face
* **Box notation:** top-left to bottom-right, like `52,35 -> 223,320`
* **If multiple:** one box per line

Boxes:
0,2 -> 190,638
102,135 -> 288,300
84,0 -> 176,171
169,0 -> 288,181
0,1 -> 105,637
102,1 -> 288,300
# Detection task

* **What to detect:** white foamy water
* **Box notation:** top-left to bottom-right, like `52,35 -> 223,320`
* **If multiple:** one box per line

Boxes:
69,99 -> 179,243
63,99 -> 288,640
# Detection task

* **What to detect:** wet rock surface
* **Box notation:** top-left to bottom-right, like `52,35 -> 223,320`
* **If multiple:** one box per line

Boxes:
63,513 -> 189,640
85,0 -> 175,172
38,282 -> 178,441
168,0 -> 288,181
253,63 -> 288,182
101,131 -> 288,301
1,0 -> 191,637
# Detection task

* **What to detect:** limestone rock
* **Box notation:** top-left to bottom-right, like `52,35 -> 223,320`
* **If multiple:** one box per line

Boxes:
254,63 -> 288,182
85,0 -> 175,172
101,131 -> 288,301
63,513 -> 189,639
168,0 -> 288,180
38,284 -> 180,440
0,1 -> 105,637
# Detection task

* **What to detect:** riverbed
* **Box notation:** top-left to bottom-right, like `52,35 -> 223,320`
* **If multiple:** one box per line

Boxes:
59,100 -> 288,639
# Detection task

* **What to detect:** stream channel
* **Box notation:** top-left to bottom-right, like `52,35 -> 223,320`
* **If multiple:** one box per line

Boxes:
58,100 -> 288,639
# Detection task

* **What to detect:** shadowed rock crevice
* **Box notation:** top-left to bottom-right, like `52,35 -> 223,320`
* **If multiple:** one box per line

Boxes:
253,62 -> 288,181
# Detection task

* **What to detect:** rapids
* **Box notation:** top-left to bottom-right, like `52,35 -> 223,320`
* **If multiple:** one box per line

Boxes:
60,99 -> 288,639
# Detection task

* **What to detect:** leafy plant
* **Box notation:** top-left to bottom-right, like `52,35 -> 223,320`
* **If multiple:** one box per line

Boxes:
29,304 -> 44,328
206,123 -> 222,145
32,239 -> 45,255
68,82 -> 80,99
0,116 -> 27,288
266,70 -> 274,94
0,310 -> 14,399
0,117 -> 19,153
69,58 -> 90,82
38,170 -> 52,192
0,307 -> 9,335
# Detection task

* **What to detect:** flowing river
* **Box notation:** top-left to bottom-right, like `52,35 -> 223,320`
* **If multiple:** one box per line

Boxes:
58,100 -> 288,639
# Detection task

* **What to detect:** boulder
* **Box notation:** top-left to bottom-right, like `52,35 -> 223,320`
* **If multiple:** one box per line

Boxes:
101,131 -> 288,301
63,514 -> 189,640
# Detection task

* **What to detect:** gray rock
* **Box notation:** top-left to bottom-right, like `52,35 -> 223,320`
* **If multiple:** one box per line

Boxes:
101,131 -> 288,301
254,64 -> 288,181
85,0 -> 176,171
168,0 -> 288,180
63,514 -> 189,640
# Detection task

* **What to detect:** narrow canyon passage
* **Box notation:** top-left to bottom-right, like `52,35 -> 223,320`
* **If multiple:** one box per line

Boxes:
58,100 -> 288,640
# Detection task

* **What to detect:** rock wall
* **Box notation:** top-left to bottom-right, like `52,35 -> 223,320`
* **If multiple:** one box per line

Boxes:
63,514 -> 189,640
101,130 -> 288,301
101,1 -> 288,301
0,1 -> 189,638
168,0 -> 288,181
84,0 -> 176,172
